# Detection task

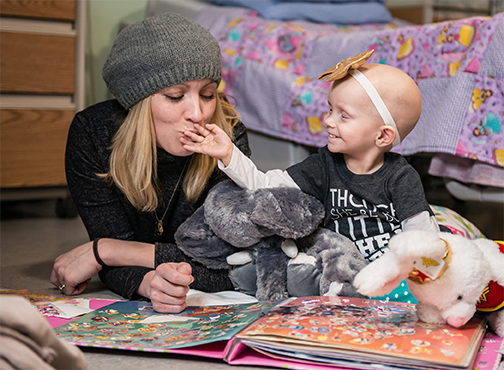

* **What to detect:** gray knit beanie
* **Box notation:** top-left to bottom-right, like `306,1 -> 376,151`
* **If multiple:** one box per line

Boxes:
102,13 -> 222,110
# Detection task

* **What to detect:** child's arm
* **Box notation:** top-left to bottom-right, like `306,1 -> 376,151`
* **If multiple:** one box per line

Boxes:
182,123 -> 299,191
402,211 -> 440,233
219,143 -> 299,190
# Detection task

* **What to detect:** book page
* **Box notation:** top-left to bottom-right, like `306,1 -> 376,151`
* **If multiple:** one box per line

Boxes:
53,300 -> 278,353
237,296 -> 486,369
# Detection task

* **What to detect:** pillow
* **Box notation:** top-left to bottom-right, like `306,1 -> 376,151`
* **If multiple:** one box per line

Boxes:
430,204 -> 485,239
208,0 -> 392,24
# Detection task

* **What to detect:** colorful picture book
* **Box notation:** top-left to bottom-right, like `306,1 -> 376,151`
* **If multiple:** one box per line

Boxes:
53,299 -> 278,359
234,297 -> 486,370
53,296 -> 502,370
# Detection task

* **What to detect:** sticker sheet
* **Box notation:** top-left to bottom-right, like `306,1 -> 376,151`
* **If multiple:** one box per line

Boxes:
238,296 -> 486,368
54,300 -> 278,352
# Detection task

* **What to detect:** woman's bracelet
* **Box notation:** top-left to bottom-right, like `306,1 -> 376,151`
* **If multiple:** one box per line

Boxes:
93,238 -> 107,267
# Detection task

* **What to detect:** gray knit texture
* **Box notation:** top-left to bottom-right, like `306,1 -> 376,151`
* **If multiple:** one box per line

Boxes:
102,13 -> 222,109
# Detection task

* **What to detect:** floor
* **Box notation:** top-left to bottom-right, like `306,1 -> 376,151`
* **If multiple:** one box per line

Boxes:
0,198 -> 271,370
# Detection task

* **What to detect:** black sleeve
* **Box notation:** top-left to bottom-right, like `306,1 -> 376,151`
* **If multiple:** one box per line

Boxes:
286,150 -> 327,202
388,163 -> 433,222
99,266 -> 153,300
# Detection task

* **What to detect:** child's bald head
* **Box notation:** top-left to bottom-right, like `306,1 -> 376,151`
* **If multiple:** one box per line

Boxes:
354,64 -> 422,144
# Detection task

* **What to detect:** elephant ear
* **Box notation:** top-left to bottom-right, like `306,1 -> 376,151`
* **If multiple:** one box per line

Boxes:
204,180 -> 268,248
251,187 -> 325,239
175,205 -> 239,269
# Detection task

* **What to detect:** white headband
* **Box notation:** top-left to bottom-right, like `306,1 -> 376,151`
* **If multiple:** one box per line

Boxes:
348,69 -> 401,147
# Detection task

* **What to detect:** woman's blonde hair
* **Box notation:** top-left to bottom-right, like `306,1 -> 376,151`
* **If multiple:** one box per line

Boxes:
102,91 -> 239,212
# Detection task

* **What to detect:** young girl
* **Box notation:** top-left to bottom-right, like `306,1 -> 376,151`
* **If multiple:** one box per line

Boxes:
182,52 -> 441,300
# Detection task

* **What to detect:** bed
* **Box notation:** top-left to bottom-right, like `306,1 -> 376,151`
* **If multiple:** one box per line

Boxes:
146,0 -> 504,202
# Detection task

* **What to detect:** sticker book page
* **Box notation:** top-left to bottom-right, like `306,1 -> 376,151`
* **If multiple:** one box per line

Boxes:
54,300 -> 278,354
237,296 -> 486,369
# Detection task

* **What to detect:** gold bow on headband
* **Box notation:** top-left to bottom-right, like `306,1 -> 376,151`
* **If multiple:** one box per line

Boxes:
318,49 -> 374,82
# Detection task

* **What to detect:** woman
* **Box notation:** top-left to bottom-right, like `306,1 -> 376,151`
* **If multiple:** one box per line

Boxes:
50,13 -> 251,313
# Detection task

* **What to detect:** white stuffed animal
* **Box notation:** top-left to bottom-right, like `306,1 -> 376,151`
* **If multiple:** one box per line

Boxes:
353,230 -> 504,337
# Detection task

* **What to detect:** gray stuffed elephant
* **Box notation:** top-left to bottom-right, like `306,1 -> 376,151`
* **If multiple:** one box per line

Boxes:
175,180 -> 366,301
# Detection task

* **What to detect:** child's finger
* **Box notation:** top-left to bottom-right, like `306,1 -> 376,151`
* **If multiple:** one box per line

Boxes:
193,123 -> 211,136
183,130 -> 201,142
203,123 -> 217,131
197,123 -> 219,137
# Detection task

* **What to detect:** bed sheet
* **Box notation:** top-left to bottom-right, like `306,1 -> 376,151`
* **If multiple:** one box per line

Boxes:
193,9 -> 504,171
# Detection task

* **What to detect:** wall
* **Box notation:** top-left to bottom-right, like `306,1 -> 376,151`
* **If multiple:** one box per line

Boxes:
85,0 -> 148,108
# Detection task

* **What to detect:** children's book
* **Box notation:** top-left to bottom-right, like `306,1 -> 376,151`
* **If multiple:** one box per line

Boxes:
53,296 -> 502,370
233,296 -> 487,370
53,299 -> 279,359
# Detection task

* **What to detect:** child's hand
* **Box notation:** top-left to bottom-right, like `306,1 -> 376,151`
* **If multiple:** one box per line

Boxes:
181,123 -> 234,166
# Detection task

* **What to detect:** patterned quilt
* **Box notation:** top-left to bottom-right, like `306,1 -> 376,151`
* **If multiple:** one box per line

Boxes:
194,9 -> 504,168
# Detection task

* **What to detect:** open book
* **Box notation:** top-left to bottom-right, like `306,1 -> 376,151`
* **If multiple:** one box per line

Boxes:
53,296 -> 501,370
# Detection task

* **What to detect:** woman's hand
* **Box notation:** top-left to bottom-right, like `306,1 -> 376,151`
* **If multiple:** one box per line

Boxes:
139,262 -> 194,313
50,241 -> 102,295
181,123 -> 234,166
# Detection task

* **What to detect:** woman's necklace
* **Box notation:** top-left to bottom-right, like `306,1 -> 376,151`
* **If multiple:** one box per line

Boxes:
154,159 -> 188,236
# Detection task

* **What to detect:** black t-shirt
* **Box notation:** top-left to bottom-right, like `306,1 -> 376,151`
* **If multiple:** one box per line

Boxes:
287,147 -> 432,261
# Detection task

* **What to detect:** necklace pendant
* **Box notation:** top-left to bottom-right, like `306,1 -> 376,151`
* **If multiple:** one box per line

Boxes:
155,220 -> 164,236
153,160 -> 188,238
